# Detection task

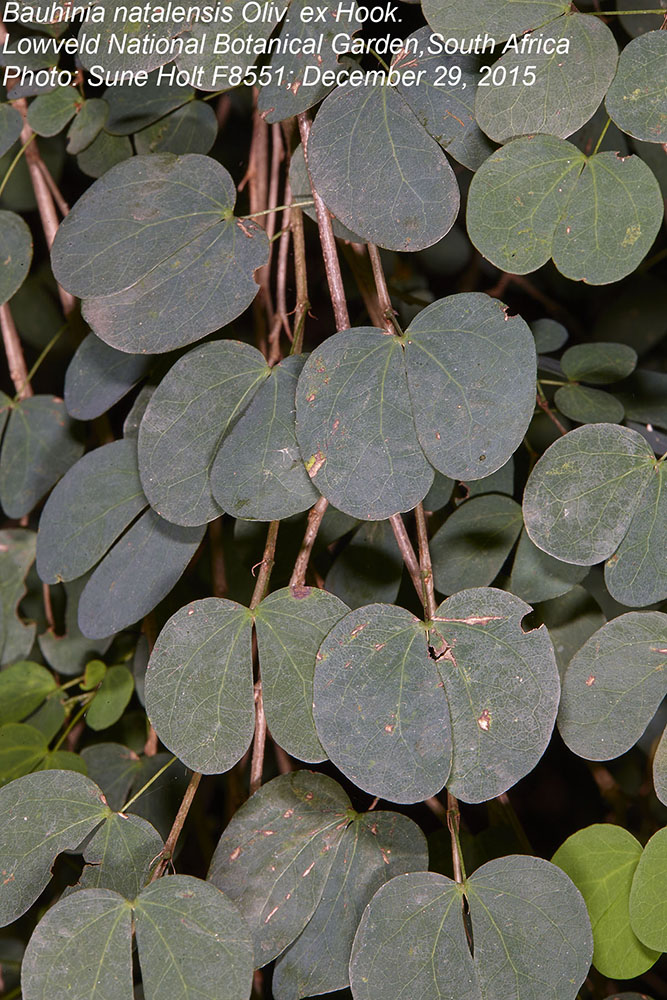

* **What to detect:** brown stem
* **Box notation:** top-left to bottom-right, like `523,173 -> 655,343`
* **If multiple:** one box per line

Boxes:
341,243 -> 385,328
150,770 -> 203,881
36,158 -> 69,217
536,391 -> 568,436
388,513 -> 423,600
273,741 -> 293,774
142,614 -> 159,756
247,521 -> 280,795
290,193 -> 310,356
289,495 -> 329,588
250,520 -> 280,610
446,791 -> 464,884
1,302 -> 32,399
297,113 -> 350,332
414,502 -> 437,620
269,177 -> 292,365
424,795 -> 447,823
367,243 -> 394,332
246,105 -> 272,354
42,582 -> 55,633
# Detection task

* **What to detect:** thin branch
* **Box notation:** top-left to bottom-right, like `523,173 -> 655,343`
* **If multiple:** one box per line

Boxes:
367,243 -> 394,332
341,243 -> 385,328
446,791 -> 466,884
1,302 -> 32,399
248,521 -> 280,796
37,157 -> 69,216
290,191 -> 310,356
297,113 -> 350,332
414,502 -> 437,620
269,178 -> 292,365
290,495 -> 329,588
250,520 -> 280,610
150,770 -> 203,881
536,389 -> 568,436
388,513 -> 423,599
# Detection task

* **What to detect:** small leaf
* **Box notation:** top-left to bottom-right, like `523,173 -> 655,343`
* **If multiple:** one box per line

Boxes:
27,86 -> 80,137
66,98 -> 108,154
606,30 -> 667,143
509,529 -> 587,604
0,662 -> 57,725
561,342 -> 638,384
74,812 -> 163,899
145,598 -> 254,774
531,318 -> 568,354
604,464 -> 667,606
325,520 -> 403,610
134,100 -> 218,155
552,825 -> 659,979
77,129 -> 132,179
86,665 -> 134,731
0,723 -> 48,786
80,742 -> 141,811
64,333 -> 153,421
0,528 -> 37,665
558,611 -> 667,760
554,384 -> 625,424
82,658 -> 107,691
0,103 -> 22,157
629,827 -> 667,952
0,210 -> 32,306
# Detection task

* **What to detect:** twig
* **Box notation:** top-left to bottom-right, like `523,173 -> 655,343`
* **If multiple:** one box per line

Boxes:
42,582 -> 55,633
1,302 -> 32,399
150,770 -> 203,881
37,158 -> 69,216
388,513 -> 423,599
248,521 -> 280,795
250,520 -> 280,609
536,388 -> 568,436
269,179 -> 292,365
290,188 -> 310,355
341,243 -> 385,328
289,496 -> 329,588
367,243 -> 394,332
446,791 -> 466,883
414,502 -> 437,620
297,113 -> 350,332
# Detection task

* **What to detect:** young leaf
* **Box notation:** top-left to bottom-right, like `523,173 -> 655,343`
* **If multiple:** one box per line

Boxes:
0,724 -> 49,786
86,665 -> 134,731
629,826 -> 667,953
606,30 -> 667,143
26,87 -> 80,137
0,211 -> 32,306
0,662 -> 57,725
560,342 -> 638,384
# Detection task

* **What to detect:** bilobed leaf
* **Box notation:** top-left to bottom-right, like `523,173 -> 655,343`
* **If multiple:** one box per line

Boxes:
295,330 -> 433,520
554,384 -> 625,424
0,528 -> 37,665
21,889 -> 133,1000
422,0 -> 569,42
255,586 -> 348,763
0,396 -> 84,519
0,769 -> 110,926
476,14 -> 617,142
135,875 -> 254,1000
325,520 -> 403,609
350,857 -> 592,1000
77,509 -> 205,639
66,98 -> 108,154
0,662 -> 57,725
74,812 -> 163,899
64,333 -> 153,420
86,665 -> 134,731
0,103 -> 22,157
273,812 -> 429,1000
145,598 -> 254,774
558,612 -> 667,760
0,210 -> 32,305
509,529 -> 587,604
51,154 -> 269,354
432,588 -> 559,803
552,825 -> 659,979
36,439 -> 147,584
430,495 -> 523,594
561,342 -> 638,384
604,464 -> 667,606
307,82 -> 459,252
629,827 -> 667,952
138,340 -> 269,526
523,423 -> 655,565
212,355 -> 318,521
313,603 -> 452,803
654,727 -> 667,806
404,293 -> 536,481
208,771 -> 351,967
606,30 -> 667,143
0,723 -> 48,786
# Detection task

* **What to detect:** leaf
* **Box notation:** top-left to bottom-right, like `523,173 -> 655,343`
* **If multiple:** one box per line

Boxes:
21,889 -> 133,1000
523,423 -> 655,565
145,598 -> 255,773
0,210 -> 32,306
77,509 -> 205,640
0,661 -> 56,725
430,494 -> 523,594
273,811 -> 428,1000
422,0 -> 570,43
123,752 -> 190,841
509,529 -> 587,604
554,384 -> 625,424
561,342 -> 638,384
73,812 -> 162,899
66,98 -> 108,154
36,439 -> 147,584
77,129 -> 132,179
80,742 -> 141,811
255,586 -> 348,763
64,333 -> 153,420
629,827 -> 667,952
552,825 -> 659,979
26,87 -> 80,137
535,586 -> 605,677
324,520 -> 403,609
138,340 -> 269,526
52,154 -> 269,354
475,14 -> 617,142
86,665 -> 135,731
208,771 -> 351,967
423,471 -> 455,511
82,659 -> 107,691
135,875 -> 254,1000
0,102 -> 22,157
604,464 -> 667,606
531,318 -> 568,354
307,82 -> 459,252
295,330 -> 433,520
404,293 -> 536,481
39,576 -> 112,677
212,355 -> 319,521
350,857 -> 592,1000
0,724 -> 48,786
558,612 -> 667,760
0,396 -> 84,519
313,603 -> 452,803
432,588 -> 559,803
134,100 -> 218,155
0,769 -> 110,926
606,31 -> 667,143
0,528 -> 37,665
102,77 -> 192,135
654,726 -> 667,806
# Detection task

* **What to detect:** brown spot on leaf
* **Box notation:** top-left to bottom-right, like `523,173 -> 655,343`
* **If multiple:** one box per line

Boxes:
477,709 -> 491,732
229,846 -> 241,861
586,676 -> 595,687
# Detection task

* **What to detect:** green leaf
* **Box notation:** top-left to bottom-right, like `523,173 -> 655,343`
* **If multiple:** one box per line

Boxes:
77,129 -> 132,179
212,355 -> 319,521
86,665 -> 134,731
0,528 -> 37,665
561,342 -> 638,384
273,811 -> 428,1000
654,727 -> 667,806
135,875 -> 254,1000
145,598 -> 254,773
21,888 -> 133,1000
138,340 -> 269,526
27,87 -> 80,137
535,586 -> 605,678
82,658 -> 107,691
0,210 -> 32,306
552,825 -> 659,979
0,723 -> 48,786
208,771 -> 351,967
430,494 -> 523,594
36,439 -> 147,584
66,98 -> 108,154
0,396 -> 84,519
558,612 -> 667,760
77,510 -> 205,640
0,769 -> 110,926
325,520 -> 403,609
103,77 -> 192,135
422,0 -> 569,43
313,603 -> 452,803
629,826 -> 667,952
350,857 -> 592,1000
509,529 -> 587,604
477,14 -> 617,142
255,586 -> 348,763
404,293 -> 536,481
554,384 -> 625,424
295,330 -> 433,520
64,333 -> 153,420
532,318 -> 568,353
307,82 -> 459,252
80,742 -> 141,811
73,812 -> 163,899
604,464 -> 667,606
0,662 -> 57,725
134,100 -> 218,155
0,103 -> 22,157
523,423 -> 655,565
37,750 -> 86,774
52,154 -> 269,354
606,31 -> 667,144
432,588 -> 559,803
